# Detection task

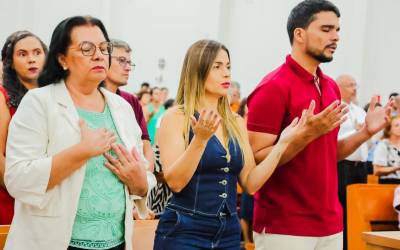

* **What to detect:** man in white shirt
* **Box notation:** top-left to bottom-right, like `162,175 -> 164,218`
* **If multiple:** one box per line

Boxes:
336,74 -> 369,250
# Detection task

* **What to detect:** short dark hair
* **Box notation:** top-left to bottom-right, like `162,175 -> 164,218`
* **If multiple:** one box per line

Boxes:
389,92 -> 399,99
287,0 -> 340,44
1,31 -> 48,108
164,98 -> 175,109
110,39 -> 131,53
141,82 -> 150,88
38,15 -> 110,87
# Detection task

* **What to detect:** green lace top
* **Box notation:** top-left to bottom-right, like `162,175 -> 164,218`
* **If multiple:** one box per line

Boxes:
69,104 -> 126,249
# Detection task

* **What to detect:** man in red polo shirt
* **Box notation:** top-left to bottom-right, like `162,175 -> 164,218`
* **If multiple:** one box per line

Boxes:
247,0 -> 392,249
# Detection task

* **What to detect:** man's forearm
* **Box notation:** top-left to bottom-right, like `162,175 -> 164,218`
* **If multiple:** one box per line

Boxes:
254,133 -> 316,165
337,127 -> 370,161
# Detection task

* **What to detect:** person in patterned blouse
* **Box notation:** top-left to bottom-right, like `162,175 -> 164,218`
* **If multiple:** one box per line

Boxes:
373,115 -> 400,183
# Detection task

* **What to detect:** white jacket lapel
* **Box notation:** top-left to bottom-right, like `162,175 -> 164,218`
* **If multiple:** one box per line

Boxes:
53,81 -> 80,133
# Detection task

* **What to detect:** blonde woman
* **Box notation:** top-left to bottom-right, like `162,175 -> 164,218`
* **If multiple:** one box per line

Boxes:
153,40 -> 308,249
373,115 -> 400,183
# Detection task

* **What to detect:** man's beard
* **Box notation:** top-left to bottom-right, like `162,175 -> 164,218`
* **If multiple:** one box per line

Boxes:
306,46 -> 333,63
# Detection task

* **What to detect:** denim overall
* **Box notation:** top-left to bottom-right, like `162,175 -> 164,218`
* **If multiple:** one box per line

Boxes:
154,126 -> 243,249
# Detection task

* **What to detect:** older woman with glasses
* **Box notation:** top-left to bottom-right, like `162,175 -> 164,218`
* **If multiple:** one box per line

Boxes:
4,16 -> 155,250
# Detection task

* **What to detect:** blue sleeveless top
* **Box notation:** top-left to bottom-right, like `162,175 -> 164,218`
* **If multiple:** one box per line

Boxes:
167,121 -> 243,217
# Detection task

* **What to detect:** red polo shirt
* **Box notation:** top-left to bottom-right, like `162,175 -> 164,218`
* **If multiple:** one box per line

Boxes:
247,55 -> 342,236
117,89 -> 150,141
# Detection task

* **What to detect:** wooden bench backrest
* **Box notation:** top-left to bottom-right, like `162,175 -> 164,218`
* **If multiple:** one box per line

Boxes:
132,219 -> 158,250
347,184 -> 398,250
0,225 -> 10,250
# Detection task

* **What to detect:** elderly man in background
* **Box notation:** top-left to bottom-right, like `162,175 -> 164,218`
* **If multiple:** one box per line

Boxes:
336,74 -> 369,250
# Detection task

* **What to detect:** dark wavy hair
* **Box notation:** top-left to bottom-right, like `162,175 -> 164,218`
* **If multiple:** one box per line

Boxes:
287,0 -> 340,44
1,31 -> 47,108
38,15 -> 111,87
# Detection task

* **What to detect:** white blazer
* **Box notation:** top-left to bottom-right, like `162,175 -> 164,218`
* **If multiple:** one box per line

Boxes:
4,82 -> 156,250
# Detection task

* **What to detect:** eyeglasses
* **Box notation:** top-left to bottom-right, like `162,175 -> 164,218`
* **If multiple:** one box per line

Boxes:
112,56 -> 136,68
75,41 -> 113,56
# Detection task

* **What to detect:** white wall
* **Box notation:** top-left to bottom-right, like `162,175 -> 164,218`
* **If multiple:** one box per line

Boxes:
217,0 -> 298,99
0,0 -> 221,96
359,0 -> 400,104
0,0 -> 399,105
107,0 -> 221,94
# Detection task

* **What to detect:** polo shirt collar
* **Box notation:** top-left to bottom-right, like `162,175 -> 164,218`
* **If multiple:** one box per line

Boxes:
286,54 -> 326,83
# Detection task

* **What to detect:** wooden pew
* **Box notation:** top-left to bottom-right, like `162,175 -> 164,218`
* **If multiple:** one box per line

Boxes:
347,184 -> 398,250
132,219 -> 158,250
362,231 -> 400,249
0,225 -> 10,250
367,175 -> 379,184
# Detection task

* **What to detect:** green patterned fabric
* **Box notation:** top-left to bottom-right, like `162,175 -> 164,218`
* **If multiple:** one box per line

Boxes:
69,104 -> 126,249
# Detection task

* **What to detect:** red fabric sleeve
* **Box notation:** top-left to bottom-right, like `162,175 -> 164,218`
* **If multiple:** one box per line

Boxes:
247,81 -> 287,135
119,90 -> 151,141
131,96 -> 151,141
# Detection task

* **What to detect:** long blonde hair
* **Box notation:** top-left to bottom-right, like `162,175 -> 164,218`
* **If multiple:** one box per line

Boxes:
175,39 -> 248,165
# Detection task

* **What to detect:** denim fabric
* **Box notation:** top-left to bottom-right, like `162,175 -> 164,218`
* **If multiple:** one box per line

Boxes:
239,192 -> 254,222
155,115 -> 244,249
154,207 -> 241,249
168,127 -> 243,216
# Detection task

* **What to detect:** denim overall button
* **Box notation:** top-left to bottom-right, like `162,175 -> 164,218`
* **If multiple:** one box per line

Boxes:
219,193 -> 227,198
219,180 -> 227,185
